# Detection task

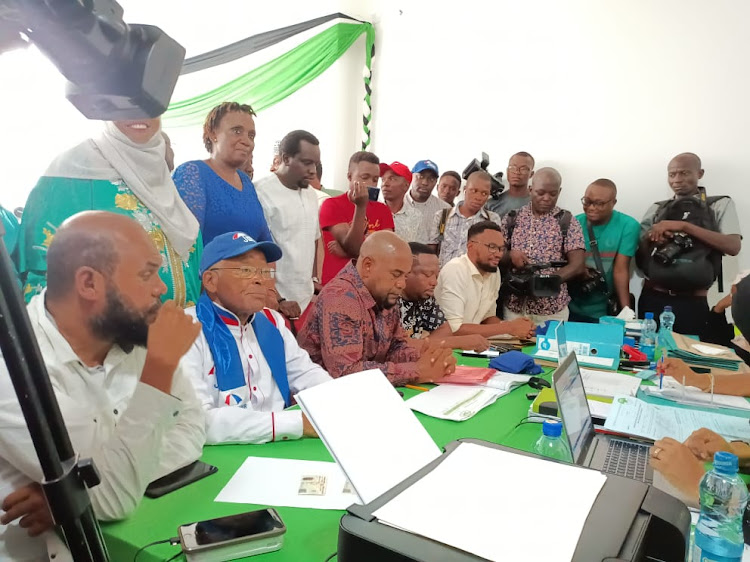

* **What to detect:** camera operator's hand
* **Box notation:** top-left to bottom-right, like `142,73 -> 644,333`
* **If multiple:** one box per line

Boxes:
505,318 -> 536,339
648,220 -> 685,244
1,483 -> 54,537
510,249 -> 529,269
348,181 -> 369,209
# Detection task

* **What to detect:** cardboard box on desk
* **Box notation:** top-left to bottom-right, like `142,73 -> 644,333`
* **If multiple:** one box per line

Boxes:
532,321 -> 623,371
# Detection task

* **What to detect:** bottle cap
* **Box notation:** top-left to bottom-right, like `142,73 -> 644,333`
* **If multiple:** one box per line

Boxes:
542,420 -> 563,437
713,451 -> 739,475
664,306 -> 672,312
645,312 -> 654,320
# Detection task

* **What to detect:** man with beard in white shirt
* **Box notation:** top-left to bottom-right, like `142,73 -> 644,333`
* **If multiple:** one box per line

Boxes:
0,211 -> 205,561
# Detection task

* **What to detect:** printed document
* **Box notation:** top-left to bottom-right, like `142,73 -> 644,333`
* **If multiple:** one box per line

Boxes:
407,384 -> 504,421
604,396 -> 750,442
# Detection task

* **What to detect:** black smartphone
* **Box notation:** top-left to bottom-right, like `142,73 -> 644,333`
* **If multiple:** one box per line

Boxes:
367,186 -> 380,201
145,460 -> 218,498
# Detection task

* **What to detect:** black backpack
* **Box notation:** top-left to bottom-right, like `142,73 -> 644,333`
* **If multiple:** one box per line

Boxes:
637,188 -> 727,291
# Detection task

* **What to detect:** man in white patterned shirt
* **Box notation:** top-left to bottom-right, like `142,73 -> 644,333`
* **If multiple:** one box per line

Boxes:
428,171 -> 502,267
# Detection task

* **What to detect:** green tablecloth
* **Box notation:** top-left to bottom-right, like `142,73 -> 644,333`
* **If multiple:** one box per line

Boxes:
102,354 -> 551,561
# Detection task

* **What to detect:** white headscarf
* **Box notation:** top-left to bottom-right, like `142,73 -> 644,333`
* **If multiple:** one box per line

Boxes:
45,121 -> 199,260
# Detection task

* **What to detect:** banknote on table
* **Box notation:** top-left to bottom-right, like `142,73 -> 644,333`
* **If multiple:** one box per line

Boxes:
298,475 -> 327,495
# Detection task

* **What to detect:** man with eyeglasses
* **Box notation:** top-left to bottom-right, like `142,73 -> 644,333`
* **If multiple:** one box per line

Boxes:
405,159 -> 451,244
435,221 -> 535,339
636,153 -> 741,340
568,179 -> 640,322
428,171 -> 502,267
500,168 -> 586,325
486,152 -> 535,219
183,232 -> 331,445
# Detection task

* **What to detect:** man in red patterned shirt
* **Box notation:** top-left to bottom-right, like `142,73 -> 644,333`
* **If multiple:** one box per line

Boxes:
299,231 -> 456,385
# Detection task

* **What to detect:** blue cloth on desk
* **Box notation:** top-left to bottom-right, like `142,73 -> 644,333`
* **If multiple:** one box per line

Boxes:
489,350 -> 542,375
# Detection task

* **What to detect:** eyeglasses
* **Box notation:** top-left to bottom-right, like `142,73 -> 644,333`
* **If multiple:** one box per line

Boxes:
470,241 -> 504,254
508,165 -> 531,173
581,197 -> 614,209
209,266 -> 276,279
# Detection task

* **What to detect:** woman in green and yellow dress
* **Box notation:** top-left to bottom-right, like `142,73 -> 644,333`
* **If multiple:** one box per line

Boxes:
18,117 -> 202,307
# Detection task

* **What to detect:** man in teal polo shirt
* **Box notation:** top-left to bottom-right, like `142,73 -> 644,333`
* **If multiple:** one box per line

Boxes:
569,179 -> 640,322
0,205 -> 20,287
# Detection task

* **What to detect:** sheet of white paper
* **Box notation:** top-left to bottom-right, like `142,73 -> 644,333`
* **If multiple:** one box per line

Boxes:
482,372 -> 531,392
215,457 -> 358,510
691,343 -> 728,356
587,399 -> 612,419
604,396 -> 750,442
641,377 -> 750,412
295,370 -> 442,505
579,368 -> 641,399
459,348 -> 500,357
373,442 -> 607,562
407,384 -> 504,421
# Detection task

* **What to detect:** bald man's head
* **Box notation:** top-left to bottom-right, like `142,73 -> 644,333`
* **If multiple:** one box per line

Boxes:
357,231 -> 412,309
668,152 -> 704,196
529,167 -> 562,215
46,211 -> 166,348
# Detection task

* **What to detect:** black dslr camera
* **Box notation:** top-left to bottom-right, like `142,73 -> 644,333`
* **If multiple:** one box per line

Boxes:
462,152 -> 505,200
569,267 -> 608,298
652,232 -> 694,265
505,262 -> 567,298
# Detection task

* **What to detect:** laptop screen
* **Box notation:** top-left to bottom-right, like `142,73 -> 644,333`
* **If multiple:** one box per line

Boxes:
553,354 -> 595,464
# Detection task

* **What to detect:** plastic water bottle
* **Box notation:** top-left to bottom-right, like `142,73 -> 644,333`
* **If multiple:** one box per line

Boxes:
659,306 -> 676,347
693,452 -> 749,562
533,420 -> 571,462
640,312 -> 657,361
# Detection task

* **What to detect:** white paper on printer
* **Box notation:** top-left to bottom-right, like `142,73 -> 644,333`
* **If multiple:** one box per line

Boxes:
373,442 -> 607,562
579,368 -> 641,399
215,456 -> 358,510
406,384 -> 503,421
604,395 -> 750,442
295,369 -> 442,504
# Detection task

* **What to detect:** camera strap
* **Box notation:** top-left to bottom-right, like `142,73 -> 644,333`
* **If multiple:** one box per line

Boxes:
587,221 -> 605,274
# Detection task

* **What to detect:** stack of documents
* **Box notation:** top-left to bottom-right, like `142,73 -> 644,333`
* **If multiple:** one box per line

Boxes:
436,366 -> 496,385
407,384 -> 504,421
660,332 -> 745,372
640,376 -> 750,412
372,442 -> 607,562
604,396 -> 750,442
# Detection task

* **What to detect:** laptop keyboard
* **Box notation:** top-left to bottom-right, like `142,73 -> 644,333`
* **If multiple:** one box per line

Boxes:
602,439 -> 652,483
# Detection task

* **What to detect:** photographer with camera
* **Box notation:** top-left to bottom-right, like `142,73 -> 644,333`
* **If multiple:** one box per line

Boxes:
428,171 -> 501,267
486,152 -> 535,219
569,179 -> 640,322
500,168 -> 586,325
636,153 -> 741,340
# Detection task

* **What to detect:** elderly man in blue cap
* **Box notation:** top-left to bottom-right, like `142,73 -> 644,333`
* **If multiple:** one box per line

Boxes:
183,231 -> 331,445
405,159 -> 451,244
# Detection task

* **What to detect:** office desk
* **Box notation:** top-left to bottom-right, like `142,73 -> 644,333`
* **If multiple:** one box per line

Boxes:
102,354 -> 547,561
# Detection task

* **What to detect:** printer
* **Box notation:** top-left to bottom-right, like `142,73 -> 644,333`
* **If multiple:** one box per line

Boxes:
338,439 -> 691,562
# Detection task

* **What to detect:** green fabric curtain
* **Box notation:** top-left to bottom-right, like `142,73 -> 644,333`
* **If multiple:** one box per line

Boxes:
163,22 -> 374,128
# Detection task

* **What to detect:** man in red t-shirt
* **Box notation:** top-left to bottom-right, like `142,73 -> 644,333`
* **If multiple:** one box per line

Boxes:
319,151 -> 395,284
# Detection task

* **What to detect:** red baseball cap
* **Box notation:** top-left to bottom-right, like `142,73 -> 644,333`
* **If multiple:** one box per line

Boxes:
379,161 -> 413,184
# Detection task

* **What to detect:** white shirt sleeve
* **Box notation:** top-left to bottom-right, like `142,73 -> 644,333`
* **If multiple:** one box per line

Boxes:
435,261 -> 468,333
0,366 -> 196,522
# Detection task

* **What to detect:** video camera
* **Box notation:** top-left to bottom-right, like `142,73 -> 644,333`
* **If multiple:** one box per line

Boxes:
505,261 -> 567,298
462,152 -> 505,200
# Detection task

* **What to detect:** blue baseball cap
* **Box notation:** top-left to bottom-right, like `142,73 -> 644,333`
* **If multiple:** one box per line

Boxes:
411,159 -> 439,175
200,232 -> 283,275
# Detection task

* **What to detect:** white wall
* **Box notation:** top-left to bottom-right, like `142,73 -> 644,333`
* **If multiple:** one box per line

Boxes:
370,0 -> 750,301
